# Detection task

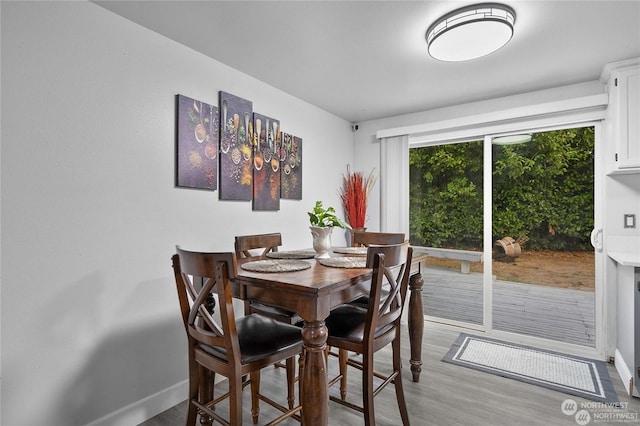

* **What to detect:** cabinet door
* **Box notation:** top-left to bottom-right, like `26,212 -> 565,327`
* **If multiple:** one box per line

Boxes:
616,67 -> 640,169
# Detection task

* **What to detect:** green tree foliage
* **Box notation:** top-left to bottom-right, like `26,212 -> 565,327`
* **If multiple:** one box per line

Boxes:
409,128 -> 594,251
410,141 -> 483,249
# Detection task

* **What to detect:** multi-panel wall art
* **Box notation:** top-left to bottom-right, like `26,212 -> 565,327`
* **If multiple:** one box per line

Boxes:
176,91 -> 303,210
176,94 -> 218,191
219,91 -> 253,201
281,133 -> 302,200
252,112 -> 281,211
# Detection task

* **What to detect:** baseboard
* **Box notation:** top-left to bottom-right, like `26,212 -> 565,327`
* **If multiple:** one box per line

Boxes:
87,380 -> 188,426
614,348 -> 636,397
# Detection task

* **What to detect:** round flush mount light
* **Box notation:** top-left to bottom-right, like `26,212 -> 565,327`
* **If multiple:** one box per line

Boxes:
426,3 -> 516,62
492,134 -> 532,145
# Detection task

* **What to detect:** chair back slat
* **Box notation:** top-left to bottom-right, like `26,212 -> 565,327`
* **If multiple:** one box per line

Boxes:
235,233 -> 282,259
190,277 -> 225,339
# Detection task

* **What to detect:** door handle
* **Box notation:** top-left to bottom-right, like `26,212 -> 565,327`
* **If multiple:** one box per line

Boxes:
590,228 -> 603,252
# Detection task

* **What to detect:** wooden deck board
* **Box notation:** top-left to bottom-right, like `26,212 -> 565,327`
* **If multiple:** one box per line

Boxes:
422,267 -> 596,347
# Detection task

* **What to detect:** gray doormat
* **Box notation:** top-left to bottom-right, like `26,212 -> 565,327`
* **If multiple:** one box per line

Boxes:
442,333 -> 618,403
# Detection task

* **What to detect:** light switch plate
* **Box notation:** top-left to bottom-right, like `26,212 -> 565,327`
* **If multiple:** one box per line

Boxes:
624,214 -> 636,228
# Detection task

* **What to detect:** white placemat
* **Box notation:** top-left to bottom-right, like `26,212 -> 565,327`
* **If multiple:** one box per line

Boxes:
318,257 -> 367,269
332,246 -> 368,256
266,250 -> 316,259
241,259 -> 312,273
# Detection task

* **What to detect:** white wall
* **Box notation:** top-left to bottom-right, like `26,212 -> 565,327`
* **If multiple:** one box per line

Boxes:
605,175 -> 640,238
0,2 -> 353,425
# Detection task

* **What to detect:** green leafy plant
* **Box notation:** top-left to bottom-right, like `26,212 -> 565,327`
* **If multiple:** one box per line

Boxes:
308,201 -> 351,229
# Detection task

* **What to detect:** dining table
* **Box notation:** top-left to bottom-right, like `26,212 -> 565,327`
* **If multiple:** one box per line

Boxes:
233,247 -> 427,426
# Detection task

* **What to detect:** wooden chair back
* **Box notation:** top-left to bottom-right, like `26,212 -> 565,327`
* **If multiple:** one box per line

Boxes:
234,232 -> 282,259
234,233 -> 301,325
352,231 -> 405,247
172,248 -> 240,362
364,242 -> 413,340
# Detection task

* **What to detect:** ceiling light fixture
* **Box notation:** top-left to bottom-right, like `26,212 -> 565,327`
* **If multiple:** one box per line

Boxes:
492,134 -> 532,145
426,3 -> 516,62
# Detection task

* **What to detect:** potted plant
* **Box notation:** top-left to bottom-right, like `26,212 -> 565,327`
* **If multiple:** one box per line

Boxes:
308,201 -> 350,258
339,166 -> 377,243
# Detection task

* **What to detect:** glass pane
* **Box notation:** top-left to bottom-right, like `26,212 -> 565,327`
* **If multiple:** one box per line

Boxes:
410,140 -> 484,326
491,127 -> 595,347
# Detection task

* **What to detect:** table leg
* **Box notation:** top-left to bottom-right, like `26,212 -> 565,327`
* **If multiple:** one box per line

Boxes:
408,271 -> 424,382
301,320 -> 328,425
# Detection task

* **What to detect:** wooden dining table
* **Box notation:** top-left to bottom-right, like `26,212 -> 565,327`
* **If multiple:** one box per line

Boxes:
233,248 -> 427,426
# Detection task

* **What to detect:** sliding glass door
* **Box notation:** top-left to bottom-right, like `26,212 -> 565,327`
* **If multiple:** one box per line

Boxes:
410,125 -> 598,350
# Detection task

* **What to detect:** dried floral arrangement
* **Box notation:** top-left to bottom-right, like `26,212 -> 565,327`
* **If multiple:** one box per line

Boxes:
338,165 -> 377,228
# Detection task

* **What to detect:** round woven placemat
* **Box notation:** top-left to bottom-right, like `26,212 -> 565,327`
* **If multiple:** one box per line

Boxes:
266,250 -> 316,259
332,247 -> 368,256
241,259 -> 312,273
318,257 -> 367,269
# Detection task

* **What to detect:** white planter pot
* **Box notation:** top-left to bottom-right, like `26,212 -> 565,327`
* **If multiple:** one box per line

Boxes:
310,226 -> 333,258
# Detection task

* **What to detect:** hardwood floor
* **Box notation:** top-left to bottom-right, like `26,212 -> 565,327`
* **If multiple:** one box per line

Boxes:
139,321 -> 640,426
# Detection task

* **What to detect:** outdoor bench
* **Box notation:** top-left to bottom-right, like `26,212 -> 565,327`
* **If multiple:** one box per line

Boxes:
422,247 -> 484,274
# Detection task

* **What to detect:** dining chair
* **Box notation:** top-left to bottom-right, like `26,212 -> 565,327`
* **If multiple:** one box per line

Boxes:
234,232 -> 301,406
325,242 -> 413,425
172,247 -> 302,426
351,231 -> 406,247
234,233 -> 302,324
336,231 -> 409,399
234,232 -> 282,258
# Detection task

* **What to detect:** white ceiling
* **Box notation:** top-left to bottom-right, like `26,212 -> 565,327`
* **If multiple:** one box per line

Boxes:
94,1 -> 640,123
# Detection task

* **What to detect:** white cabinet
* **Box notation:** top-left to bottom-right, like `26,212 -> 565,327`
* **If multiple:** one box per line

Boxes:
615,67 -> 640,169
602,58 -> 640,174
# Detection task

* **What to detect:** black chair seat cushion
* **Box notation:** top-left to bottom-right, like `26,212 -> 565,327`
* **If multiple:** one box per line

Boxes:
250,302 -> 301,322
349,287 -> 390,308
200,314 -> 302,364
349,296 -> 369,308
325,304 -> 393,344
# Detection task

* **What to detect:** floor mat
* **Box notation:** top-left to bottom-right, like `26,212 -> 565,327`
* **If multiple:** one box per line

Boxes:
442,333 -> 618,403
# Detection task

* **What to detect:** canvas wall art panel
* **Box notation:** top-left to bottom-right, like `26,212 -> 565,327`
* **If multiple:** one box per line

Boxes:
219,91 -> 253,200
176,94 -> 218,191
280,133 -> 302,200
252,112 -> 281,211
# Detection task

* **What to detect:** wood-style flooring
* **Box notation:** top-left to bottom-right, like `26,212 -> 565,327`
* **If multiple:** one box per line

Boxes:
139,321 -> 640,426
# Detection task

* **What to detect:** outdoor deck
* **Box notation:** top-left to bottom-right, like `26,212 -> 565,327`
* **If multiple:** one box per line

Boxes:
422,267 -> 596,347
